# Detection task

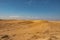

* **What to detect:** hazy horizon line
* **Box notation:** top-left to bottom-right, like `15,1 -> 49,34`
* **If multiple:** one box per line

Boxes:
0,16 -> 60,21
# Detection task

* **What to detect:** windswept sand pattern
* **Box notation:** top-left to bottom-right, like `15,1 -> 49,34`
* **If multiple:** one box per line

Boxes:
0,20 -> 60,40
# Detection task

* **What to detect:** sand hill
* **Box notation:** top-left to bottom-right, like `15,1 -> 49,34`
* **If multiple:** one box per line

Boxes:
0,20 -> 60,40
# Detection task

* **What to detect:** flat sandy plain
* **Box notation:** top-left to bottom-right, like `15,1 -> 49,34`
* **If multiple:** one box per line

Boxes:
0,20 -> 60,40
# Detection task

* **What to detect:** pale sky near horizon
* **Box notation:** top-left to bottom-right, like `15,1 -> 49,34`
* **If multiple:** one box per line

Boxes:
0,0 -> 60,20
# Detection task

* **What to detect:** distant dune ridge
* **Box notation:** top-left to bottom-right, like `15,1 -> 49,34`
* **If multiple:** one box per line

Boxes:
0,20 -> 60,40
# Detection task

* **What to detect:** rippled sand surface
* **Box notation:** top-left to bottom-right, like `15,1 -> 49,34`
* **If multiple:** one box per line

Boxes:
0,20 -> 60,40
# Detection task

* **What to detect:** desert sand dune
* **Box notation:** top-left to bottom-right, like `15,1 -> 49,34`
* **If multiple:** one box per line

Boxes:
0,20 -> 60,40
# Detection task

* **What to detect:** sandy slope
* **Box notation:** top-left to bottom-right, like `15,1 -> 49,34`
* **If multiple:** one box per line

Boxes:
0,20 -> 60,40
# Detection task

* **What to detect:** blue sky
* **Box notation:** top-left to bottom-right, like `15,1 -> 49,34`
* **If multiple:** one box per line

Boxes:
0,0 -> 60,20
